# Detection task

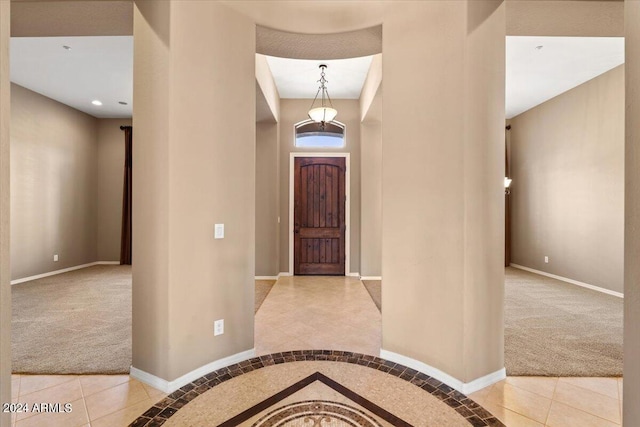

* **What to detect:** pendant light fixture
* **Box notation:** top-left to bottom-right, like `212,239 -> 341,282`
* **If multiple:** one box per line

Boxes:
308,64 -> 337,128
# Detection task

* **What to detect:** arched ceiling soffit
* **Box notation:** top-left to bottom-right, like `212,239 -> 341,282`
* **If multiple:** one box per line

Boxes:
11,0 -> 133,37
223,1 -> 383,34
256,25 -> 382,60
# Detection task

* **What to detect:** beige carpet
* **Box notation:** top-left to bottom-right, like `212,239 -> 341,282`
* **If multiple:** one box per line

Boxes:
505,267 -> 623,376
359,271 -> 622,376
13,271 -> 276,374
255,280 -> 276,313
362,280 -> 381,311
12,265 -> 132,374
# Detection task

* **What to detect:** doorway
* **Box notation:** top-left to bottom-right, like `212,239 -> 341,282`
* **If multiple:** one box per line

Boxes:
294,156 -> 346,275
290,154 -> 349,275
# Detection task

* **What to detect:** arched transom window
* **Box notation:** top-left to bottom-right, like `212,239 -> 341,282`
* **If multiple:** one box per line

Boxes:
294,120 -> 346,148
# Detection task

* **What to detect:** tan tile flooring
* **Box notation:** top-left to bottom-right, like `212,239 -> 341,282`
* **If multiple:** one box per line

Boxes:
10,374 -> 166,427
10,275 -> 623,426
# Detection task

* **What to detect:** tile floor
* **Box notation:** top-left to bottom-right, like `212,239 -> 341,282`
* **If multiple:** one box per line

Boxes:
469,376 -> 623,427
10,374 -> 166,427
254,275 -> 381,356
9,275 -> 624,426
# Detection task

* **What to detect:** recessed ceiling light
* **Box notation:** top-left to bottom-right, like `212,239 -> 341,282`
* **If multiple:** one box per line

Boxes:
62,45 -> 72,51
118,101 -> 128,105
535,45 -> 544,50
91,100 -> 103,106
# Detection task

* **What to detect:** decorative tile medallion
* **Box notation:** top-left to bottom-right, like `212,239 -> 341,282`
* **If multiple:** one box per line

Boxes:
252,400 -> 382,427
129,350 -> 504,427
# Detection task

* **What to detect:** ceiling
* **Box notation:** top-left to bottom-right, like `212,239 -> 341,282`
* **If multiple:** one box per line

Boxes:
8,35 -> 625,121
256,25 -> 381,60
506,36 -> 624,118
263,55 -> 373,99
10,36 -> 133,118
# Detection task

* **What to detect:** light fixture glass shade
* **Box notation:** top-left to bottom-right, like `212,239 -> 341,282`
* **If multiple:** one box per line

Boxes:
504,177 -> 513,188
308,107 -> 338,123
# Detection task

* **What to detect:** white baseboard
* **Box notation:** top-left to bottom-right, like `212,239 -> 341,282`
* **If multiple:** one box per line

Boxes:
360,276 -> 382,281
130,348 -> 255,393
268,272 -> 366,279
510,263 -> 624,298
463,367 -> 507,395
11,261 -> 122,285
275,272 -> 364,279
380,349 -> 505,395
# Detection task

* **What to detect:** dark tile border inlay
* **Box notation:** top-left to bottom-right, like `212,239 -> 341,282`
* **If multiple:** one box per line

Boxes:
128,350 -> 505,427
219,372 -> 412,427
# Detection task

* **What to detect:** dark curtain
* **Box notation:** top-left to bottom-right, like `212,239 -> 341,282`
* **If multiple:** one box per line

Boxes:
120,126 -> 133,265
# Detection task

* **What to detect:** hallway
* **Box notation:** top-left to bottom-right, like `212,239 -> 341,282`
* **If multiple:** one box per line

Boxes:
255,275 -> 381,356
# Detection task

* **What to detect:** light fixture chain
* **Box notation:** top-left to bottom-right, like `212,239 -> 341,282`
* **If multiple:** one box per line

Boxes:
308,64 -> 337,127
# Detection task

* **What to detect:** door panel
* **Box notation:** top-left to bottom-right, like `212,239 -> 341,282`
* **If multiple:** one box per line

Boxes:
294,157 -> 346,275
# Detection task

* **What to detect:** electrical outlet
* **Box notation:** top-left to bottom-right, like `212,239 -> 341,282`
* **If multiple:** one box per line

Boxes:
53,254 -> 59,262
544,256 -> 549,263
214,224 -> 224,239
214,319 -> 224,336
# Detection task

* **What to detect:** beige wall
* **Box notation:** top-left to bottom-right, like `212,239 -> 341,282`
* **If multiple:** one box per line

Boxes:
10,88 -> 129,278
278,99 -> 361,275
133,0 -> 256,381
10,84 -> 98,280
360,54 -> 382,122
11,0 -> 133,37
256,121 -> 279,276
132,0 -> 172,379
224,1 -> 384,35
97,118 -> 131,261
510,65 -> 625,293
255,55 -> 280,122
625,1 -> 640,424
461,0 -> 506,381
381,0 -> 505,383
0,1 -> 11,424
506,0 -> 623,37
360,87 -> 382,278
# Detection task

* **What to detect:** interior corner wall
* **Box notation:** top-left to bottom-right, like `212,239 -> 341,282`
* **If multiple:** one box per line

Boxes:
360,97 -> 382,278
624,2 -> 640,424
97,118 -> 131,262
132,0 -> 171,380
256,121 -> 280,276
278,99 -> 361,275
10,83 -> 99,280
0,1 -> 12,424
462,0 -> 506,381
510,65 -> 625,294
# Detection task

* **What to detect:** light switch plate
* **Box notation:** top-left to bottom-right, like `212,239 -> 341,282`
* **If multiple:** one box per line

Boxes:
215,224 -> 224,239
214,319 -> 224,336
53,254 -> 59,262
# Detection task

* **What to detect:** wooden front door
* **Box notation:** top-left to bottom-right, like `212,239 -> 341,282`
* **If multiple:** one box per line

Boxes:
294,157 -> 346,275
